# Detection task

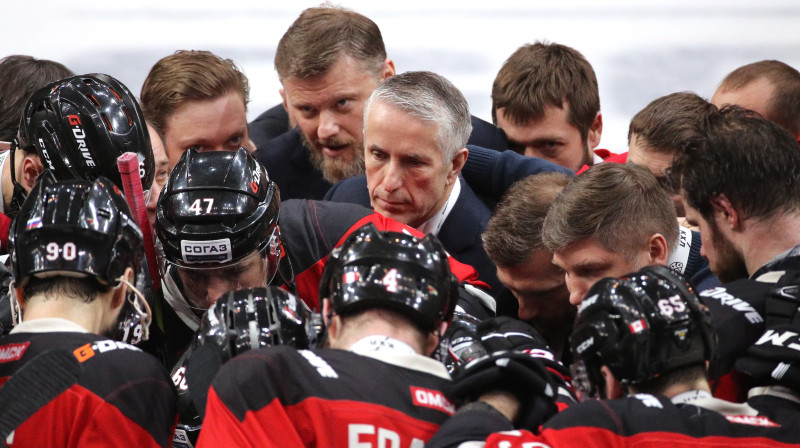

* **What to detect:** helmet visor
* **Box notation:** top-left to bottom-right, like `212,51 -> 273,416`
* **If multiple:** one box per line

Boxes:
171,246 -> 271,311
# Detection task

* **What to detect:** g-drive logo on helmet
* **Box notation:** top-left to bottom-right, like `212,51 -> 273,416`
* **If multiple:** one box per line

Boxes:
181,238 -> 232,264
67,115 -> 96,168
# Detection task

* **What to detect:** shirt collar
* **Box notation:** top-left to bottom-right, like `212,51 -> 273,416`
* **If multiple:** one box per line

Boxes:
348,335 -> 450,380
416,177 -> 461,237
10,317 -> 89,334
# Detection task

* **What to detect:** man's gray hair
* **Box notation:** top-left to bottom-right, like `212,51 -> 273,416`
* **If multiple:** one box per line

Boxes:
364,71 -> 472,162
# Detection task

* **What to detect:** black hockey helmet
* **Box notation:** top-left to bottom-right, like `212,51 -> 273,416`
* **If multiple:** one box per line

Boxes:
319,222 -> 458,332
197,286 -> 314,359
156,147 -> 279,271
568,265 -> 717,398
9,175 -> 144,288
23,73 -> 154,190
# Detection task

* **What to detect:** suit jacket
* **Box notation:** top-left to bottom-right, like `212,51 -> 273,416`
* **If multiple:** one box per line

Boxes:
254,129 -> 333,201
249,103 -> 292,147
324,175 -> 500,293
251,107 -> 509,201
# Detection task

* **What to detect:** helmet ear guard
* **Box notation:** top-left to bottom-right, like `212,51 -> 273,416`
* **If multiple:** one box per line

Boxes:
568,265 -> 717,398
319,223 -> 458,333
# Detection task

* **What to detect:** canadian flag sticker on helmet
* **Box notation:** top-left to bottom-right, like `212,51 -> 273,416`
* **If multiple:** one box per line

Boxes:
343,271 -> 360,284
181,238 -> 232,264
629,319 -> 647,334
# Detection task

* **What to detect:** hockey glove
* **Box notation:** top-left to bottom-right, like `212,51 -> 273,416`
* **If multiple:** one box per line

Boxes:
449,349 -> 558,430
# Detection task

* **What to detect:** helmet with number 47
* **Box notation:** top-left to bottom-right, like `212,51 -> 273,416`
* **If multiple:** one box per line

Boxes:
319,222 -> 459,332
568,265 -> 717,399
156,148 -> 281,326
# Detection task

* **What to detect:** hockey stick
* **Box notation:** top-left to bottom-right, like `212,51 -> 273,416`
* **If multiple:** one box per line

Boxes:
0,348 -> 82,440
117,152 -> 162,291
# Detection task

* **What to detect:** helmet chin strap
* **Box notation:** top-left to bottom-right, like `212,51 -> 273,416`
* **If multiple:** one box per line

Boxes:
116,276 -> 152,341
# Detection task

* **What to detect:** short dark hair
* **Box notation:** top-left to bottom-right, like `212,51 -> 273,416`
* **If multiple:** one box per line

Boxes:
630,364 -> 708,397
628,92 -> 717,154
275,5 -> 386,81
141,50 -> 250,137
0,55 -> 73,141
542,163 -> 678,261
674,106 -> 800,221
22,276 -> 111,305
718,60 -> 800,136
483,173 -> 571,267
491,41 -> 599,142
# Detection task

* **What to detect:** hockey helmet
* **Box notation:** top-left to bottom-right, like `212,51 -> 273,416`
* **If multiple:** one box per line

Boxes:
9,175 -> 151,341
156,148 -> 280,311
197,286 -> 317,359
10,175 -> 144,287
319,223 -> 458,332
569,265 -> 717,398
23,74 -> 154,190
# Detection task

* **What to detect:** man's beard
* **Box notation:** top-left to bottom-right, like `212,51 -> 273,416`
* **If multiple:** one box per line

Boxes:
301,132 -> 365,184
709,220 -> 749,283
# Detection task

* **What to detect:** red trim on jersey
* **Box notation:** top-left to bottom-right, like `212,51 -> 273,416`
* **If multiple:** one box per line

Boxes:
485,425 -> 798,448
0,212 -> 11,251
0,380 -> 168,447
0,342 -> 29,363
576,150 -> 627,174
710,370 -> 754,403
199,388 -> 444,447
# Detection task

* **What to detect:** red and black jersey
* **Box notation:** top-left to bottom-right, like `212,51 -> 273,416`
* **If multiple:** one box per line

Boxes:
0,329 -> 176,447
429,393 -> 800,448
197,344 -> 455,447
277,199 -> 485,311
748,388 -> 800,426
494,394 -> 798,447
149,199 -> 489,370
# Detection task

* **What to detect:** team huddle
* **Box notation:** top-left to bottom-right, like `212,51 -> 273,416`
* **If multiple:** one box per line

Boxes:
1,4 -> 800,448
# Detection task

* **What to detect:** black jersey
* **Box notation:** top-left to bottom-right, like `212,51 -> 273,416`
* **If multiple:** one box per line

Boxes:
0,325 -> 175,447
198,343 -> 455,447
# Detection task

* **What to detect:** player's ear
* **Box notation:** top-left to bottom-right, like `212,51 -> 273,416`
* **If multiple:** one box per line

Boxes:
21,154 -> 43,192
322,298 -> 340,342
110,267 -> 135,310
13,285 -> 25,311
600,365 -> 623,399
587,112 -> 603,150
646,233 -> 669,265
424,321 -> 448,356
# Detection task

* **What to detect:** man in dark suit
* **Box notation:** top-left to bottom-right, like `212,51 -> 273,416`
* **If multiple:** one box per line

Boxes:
324,71 -> 500,294
251,4 -> 509,201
